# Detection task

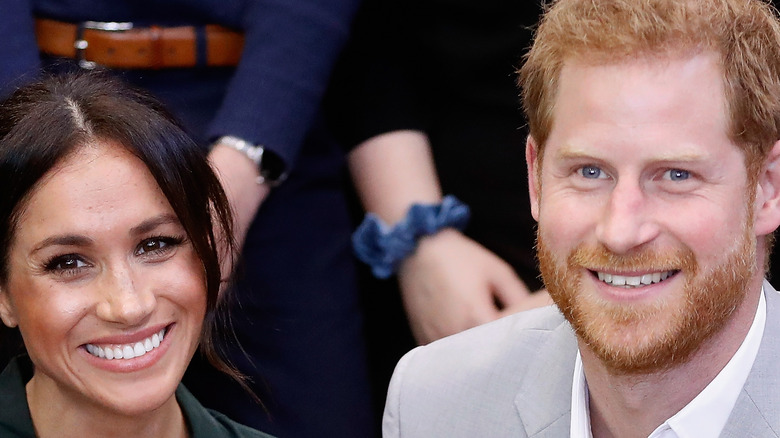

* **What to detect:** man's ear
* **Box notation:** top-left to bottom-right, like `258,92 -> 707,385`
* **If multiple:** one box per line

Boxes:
526,136 -> 541,221
0,288 -> 18,328
753,140 -> 780,237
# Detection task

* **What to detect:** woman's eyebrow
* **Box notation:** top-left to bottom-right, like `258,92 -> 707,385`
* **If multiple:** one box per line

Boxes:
31,234 -> 93,254
129,213 -> 181,236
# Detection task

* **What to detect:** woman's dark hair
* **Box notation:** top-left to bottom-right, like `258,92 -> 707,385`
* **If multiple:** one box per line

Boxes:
0,71 -> 243,386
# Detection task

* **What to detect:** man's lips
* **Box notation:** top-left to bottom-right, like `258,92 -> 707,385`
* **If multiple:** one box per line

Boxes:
592,270 -> 679,288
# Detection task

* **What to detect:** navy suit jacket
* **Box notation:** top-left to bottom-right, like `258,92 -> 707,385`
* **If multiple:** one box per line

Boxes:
0,0 -> 360,169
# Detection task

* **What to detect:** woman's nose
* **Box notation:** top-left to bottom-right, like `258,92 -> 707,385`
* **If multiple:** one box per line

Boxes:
94,264 -> 156,325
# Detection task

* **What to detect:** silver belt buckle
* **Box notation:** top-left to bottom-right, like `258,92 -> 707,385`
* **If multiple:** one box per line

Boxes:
75,21 -> 134,69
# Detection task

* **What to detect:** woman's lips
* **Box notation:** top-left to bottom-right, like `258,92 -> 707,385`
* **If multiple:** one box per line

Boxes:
84,326 -> 167,361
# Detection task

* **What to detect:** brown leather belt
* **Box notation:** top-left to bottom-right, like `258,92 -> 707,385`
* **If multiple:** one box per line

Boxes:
35,17 -> 244,69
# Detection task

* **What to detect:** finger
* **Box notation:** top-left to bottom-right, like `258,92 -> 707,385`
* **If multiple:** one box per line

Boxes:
498,289 -> 555,317
488,263 -> 532,308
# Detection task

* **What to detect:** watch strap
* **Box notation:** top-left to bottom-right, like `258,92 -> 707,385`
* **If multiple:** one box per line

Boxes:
218,135 -> 287,186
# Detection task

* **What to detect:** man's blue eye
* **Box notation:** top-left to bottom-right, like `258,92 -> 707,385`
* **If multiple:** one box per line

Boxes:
666,169 -> 690,181
580,166 -> 603,179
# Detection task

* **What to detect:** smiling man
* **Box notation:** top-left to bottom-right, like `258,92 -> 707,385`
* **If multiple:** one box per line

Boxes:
382,1 -> 780,437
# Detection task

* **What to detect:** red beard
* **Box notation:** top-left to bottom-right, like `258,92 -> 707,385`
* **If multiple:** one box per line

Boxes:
537,226 -> 755,374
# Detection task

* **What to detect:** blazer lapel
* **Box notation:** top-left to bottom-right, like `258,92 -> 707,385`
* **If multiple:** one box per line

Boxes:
514,318 -> 578,437
721,280 -> 780,437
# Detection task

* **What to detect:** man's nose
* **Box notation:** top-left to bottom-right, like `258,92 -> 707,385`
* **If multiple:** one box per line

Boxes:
95,263 -> 156,325
595,179 -> 660,254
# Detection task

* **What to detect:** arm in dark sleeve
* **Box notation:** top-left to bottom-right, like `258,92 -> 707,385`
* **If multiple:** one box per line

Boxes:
0,0 -> 41,97
205,0 -> 362,169
325,0 -> 429,151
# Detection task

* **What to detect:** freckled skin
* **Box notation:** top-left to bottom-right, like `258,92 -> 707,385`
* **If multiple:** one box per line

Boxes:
0,141 -> 206,436
527,53 -> 762,373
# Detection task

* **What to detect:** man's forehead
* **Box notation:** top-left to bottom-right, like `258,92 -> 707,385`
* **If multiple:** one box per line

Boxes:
538,51 -> 737,162
557,49 -> 722,84
552,52 -> 727,124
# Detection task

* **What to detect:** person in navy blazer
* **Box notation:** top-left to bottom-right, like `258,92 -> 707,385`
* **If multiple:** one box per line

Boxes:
0,1 -> 374,437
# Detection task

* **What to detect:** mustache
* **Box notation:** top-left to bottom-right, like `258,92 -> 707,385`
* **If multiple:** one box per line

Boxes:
567,243 -> 698,274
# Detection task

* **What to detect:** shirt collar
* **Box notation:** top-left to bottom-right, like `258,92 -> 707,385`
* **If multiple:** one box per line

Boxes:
570,286 -> 767,438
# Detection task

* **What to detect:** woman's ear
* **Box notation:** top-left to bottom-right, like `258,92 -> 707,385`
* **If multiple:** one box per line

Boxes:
526,136 -> 541,221
0,288 -> 18,328
753,140 -> 780,237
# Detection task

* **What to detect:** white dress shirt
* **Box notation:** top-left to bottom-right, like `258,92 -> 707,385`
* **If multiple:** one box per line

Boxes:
570,287 -> 767,438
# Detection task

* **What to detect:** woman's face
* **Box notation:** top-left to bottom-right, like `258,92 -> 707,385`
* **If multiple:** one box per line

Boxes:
0,141 -> 207,416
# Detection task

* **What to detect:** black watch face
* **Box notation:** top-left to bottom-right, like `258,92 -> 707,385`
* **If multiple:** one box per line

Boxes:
261,149 -> 287,182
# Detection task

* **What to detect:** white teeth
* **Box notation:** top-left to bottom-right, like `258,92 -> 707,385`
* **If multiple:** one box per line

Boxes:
85,328 -> 166,361
596,271 -> 675,288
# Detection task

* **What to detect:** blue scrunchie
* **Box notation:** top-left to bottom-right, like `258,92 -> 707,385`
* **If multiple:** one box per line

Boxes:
352,195 -> 471,279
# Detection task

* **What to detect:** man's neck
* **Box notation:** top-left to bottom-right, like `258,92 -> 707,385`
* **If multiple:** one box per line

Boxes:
582,281 -> 762,438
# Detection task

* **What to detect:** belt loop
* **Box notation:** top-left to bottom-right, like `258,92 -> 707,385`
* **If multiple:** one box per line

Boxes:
149,25 -> 163,69
74,24 -> 96,69
195,26 -> 208,67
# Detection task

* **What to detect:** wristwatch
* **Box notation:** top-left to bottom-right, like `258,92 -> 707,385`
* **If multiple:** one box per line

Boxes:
217,135 -> 288,186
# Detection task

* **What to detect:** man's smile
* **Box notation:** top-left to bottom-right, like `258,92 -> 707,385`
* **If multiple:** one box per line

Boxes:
593,270 -> 679,288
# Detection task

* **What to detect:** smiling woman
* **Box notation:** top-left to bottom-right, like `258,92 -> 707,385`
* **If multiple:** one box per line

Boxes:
0,73 -> 273,438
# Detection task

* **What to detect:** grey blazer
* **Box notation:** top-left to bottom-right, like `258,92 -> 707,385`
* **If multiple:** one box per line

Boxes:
383,281 -> 780,437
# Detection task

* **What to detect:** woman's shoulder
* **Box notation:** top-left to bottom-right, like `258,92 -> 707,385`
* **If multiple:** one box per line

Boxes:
177,385 -> 275,438
203,408 -> 277,438
0,356 -> 36,437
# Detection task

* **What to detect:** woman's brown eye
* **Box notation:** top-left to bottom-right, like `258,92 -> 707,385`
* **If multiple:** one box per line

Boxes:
138,239 -> 164,255
45,254 -> 87,272
136,236 -> 183,256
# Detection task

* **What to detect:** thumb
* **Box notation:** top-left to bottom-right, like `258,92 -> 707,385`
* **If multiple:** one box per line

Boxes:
488,262 -> 532,308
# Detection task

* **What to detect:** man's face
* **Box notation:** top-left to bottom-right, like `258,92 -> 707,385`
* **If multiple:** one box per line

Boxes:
528,53 -> 761,374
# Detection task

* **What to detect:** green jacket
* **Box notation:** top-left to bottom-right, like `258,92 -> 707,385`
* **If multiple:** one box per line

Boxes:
0,356 -> 275,438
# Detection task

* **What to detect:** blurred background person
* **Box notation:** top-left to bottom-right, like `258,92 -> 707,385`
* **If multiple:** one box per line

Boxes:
326,0 -> 550,421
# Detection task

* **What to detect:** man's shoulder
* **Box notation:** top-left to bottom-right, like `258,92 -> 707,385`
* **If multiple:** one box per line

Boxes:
398,305 -> 573,384
410,304 -> 571,364
383,306 -> 577,437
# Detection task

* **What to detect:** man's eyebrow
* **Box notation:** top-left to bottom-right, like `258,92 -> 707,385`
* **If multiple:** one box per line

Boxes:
555,145 -> 707,162
555,147 -> 592,160
130,214 -> 182,236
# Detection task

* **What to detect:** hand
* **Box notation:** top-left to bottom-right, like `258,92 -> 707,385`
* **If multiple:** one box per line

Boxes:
499,288 -> 554,317
397,229 -> 545,345
208,142 -> 270,283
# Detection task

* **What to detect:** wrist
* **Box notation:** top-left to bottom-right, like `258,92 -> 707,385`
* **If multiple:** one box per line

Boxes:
216,135 -> 288,186
352,195 -> 470,279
